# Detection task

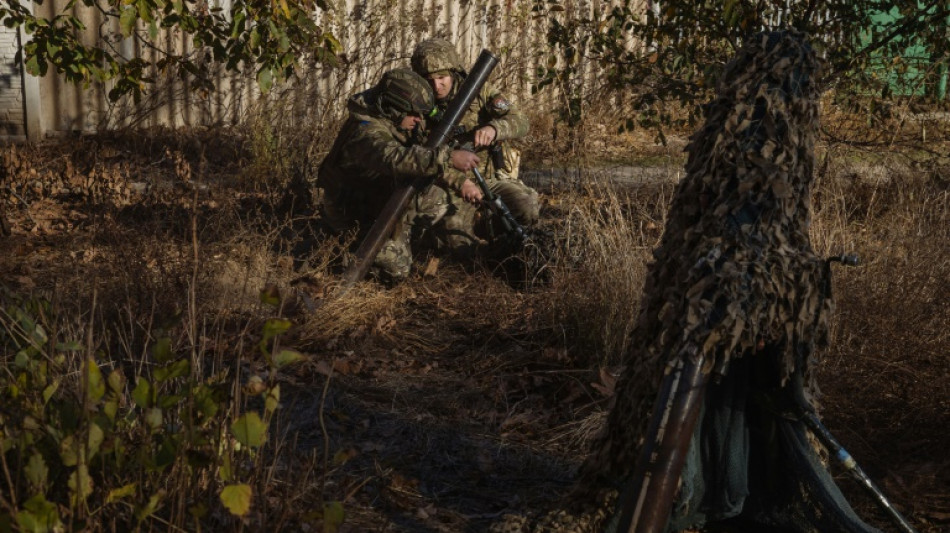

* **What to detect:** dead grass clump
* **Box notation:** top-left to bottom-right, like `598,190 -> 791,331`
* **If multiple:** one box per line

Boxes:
538,180 -> 672,367
295,282 -> 408,350
823,93 -> 950,148
521,98 -> 691,169
806,151 -> 950,528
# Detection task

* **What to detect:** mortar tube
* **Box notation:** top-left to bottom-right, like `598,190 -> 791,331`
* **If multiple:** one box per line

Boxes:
614,349 -> 710,533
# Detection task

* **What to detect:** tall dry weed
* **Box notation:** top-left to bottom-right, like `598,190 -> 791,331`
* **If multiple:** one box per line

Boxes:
240,5 -> 414,199
541,179 -> 674,368
806,149 -> 949,514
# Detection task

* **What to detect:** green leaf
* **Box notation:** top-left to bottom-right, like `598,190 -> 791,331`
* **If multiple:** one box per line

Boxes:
87,422 -> 104,460
323,501 -> 345,533
25,453 -> 48,491
59,434 -> 78,467
231,412 -> 267,448
259,284 -> 280,306
30,323 -> 47,346
259,318 -> 291,354
145,408 -> 163,430
103,396 -> 119,422
218,453 -> 232,482
153,359 -> 190,382
265,385 -> 280,414
119,7 -> 137,38
135,491 -> 164,523
231,11 -> 246,39
106,483 -> 137,503
153,436 -> 177,470
136,0 -> 153,23
16,494 -> 60,533
107,368 -> 126,394
42,379 -> 60,404
219,484 -> 252,517
158,394 -> 183,409
68,464 -> 94,504
55,341 -> 82,352
323,33 -> 341,54
188,503 -> 208,519
193,385 -> 221,419
262,318 -> 292,341
272,349 -> 305,369
152,337 -> 173,363
257,67 -> 274,93
85,356 -> 106,404
132,378 -> 153,408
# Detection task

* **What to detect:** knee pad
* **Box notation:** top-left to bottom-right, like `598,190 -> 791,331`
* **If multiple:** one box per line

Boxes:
371,238 -> 412,281
491,181 -> 539,226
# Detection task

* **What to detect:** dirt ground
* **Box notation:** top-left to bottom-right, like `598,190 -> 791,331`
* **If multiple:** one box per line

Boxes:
1,132 -> 947,532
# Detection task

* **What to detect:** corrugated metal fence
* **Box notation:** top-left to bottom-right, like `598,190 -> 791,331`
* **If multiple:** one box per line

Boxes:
7,0 -> 648,140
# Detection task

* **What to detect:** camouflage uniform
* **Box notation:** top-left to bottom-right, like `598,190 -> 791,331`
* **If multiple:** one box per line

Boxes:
411,39 -> 539,246
317,69 -> 478,282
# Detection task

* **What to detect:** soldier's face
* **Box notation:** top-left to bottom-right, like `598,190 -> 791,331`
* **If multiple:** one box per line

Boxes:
426,74 -> 453,100
399,114 -> 422,131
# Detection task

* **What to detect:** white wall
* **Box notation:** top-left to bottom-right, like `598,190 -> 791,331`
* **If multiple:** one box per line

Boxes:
0,24 -> 25,140
1,0 -> 645,140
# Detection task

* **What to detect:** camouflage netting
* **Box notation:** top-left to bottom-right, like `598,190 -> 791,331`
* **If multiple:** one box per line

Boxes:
572,31 -> 884,533
590,28 -> 827,485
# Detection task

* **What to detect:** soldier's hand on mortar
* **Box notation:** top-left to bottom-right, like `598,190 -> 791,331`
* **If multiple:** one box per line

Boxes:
450,150 -> 480,172
460,179 -> 483,204
473,125 -> 497,148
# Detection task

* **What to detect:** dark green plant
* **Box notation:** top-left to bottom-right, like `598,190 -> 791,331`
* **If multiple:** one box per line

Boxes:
533,0 -> 950,136
0,289 -> 308,530
0,0 -> 341,101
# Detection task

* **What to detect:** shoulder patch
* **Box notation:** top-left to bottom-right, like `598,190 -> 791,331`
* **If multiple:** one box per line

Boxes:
490,96 -> 511,114
359,120 -> 371,127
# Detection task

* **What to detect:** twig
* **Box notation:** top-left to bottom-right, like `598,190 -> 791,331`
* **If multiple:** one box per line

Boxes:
3,186 -> 37,227
317,361 -> 335,508
0,442 -> 19,513
0,206 -> 9,236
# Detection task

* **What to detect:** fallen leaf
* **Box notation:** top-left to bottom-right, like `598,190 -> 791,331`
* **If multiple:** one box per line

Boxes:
591,367 -> 617,398
423,257 -> 440,277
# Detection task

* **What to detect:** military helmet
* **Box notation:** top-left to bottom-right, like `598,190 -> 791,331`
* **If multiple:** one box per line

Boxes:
376,68 -> 435,121
411,39 -> 465,76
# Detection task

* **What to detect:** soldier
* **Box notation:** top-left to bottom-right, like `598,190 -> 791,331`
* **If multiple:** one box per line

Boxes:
317,68 -> 480,283
411,39 -> 539,248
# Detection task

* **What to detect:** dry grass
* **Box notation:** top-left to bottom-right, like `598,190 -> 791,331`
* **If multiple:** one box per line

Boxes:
0,108 -> 947,531
809,146 -> 950,529
535,179 -> 671,368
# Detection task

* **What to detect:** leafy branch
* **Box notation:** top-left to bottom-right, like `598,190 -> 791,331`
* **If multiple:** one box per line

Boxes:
0,0 -> 342,101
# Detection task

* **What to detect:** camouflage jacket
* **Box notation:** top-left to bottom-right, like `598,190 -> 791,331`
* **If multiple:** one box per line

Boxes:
429,81 -> 529,190
318,89 -> 451,224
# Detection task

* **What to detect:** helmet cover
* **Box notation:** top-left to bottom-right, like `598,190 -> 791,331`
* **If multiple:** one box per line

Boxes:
376,68 -> 436,120
411,39 -> 464,76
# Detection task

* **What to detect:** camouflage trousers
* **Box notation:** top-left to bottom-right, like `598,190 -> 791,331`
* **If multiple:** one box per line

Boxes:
444,168 -> 540,247
321,184 -> 480,282
487,178 -> 539,227
488,144 -> 539,228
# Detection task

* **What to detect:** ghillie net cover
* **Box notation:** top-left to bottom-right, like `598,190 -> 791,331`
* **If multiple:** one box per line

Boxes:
588,31 -> 886,532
